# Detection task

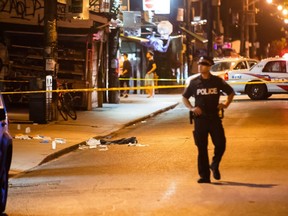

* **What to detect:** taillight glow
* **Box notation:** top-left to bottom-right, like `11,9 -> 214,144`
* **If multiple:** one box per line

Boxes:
224,72 -> 229,81
282,53 -> 288,59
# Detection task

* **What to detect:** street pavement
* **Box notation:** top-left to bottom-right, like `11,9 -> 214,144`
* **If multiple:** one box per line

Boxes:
7,94 -> 181,176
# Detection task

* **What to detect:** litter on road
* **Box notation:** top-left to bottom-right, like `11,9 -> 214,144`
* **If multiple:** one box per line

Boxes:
79,137 -> 146,150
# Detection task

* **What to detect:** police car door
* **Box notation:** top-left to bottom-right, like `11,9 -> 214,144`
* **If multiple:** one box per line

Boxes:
263,60 -> 288,92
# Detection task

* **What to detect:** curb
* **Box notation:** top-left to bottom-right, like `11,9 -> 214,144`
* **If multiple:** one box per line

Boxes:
38,102 -> 179,166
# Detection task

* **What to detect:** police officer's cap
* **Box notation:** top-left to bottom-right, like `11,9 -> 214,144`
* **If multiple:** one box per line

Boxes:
198,56 -> 214,66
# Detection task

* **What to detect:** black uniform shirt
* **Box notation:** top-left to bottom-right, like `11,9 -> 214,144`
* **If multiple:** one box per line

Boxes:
183,74 -> 234,116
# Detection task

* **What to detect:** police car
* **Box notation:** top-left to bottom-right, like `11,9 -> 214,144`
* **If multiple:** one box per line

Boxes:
224,56 -> 288,100
211,57 -> 258,75
186,57 -> 258,85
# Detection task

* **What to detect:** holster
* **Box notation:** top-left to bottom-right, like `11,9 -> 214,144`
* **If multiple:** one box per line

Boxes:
189,111 -> 194,124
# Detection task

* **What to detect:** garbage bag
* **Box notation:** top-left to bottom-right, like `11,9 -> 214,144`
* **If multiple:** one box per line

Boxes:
100,137 -> 137,145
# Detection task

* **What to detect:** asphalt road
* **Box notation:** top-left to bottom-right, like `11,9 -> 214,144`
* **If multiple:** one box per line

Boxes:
5,95 -> 288,216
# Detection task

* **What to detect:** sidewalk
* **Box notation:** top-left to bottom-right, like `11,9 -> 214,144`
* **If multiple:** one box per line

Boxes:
7,94 -> 181,175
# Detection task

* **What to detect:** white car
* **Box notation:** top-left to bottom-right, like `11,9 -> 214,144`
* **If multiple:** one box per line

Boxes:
211,57 -> 258,75
224,57 -> 288,100
186,57 -> 258,85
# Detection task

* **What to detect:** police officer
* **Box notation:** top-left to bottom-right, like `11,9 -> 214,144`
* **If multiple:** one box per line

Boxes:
182,56 -> 235,183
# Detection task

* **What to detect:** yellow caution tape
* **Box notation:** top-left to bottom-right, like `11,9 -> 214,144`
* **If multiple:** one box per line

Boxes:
119,78 -> 182,81
0,85 -> 185,95
0,80 -> 287,95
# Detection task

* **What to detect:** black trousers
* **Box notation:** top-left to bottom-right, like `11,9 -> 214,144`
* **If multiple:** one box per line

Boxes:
120,78 -> 129,95
193,116 -> 226,179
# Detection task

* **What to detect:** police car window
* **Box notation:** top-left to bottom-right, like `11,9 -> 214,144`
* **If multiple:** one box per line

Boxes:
222,62 -> 232,70
279,61 -> 286,72
263,61 -> 286,73
234,62 -> 247,70
211,63 -> 221,72
248,61 -> 258,67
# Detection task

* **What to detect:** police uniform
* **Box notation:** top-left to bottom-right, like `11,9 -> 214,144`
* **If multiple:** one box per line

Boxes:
183,69 -> 234,182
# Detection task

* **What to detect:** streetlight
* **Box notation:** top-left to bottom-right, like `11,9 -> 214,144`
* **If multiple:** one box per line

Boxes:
277,5 -> 283,11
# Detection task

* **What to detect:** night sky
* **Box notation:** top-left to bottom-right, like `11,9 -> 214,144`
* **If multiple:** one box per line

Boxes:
221,0 -> 286,43
256,1 -> 286,43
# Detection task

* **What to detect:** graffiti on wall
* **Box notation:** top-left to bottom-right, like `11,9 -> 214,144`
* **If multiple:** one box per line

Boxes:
0,0 -> 45,24
0,0 -> 109,25
0,0 -> 66,25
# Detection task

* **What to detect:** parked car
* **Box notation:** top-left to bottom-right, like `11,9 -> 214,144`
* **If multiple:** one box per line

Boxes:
224,57 -> 288,100
211,57 -> 258,75
0,94 -> 12,214
186,57 -> 258,85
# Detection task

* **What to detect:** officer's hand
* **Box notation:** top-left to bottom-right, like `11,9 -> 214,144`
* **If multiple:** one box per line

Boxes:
192,106 -> 202,116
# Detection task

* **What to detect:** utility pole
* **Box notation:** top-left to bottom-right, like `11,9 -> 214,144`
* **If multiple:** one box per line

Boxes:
44,0 -> 58,77
184,0 -> 192,74
108,0 -> 121,104
245,0 -> 250,57
207,0 -> 213,57
250,1 -> 257,58
240,0 -> 246,56
108,28 -> 120,104
44,0 -> 58,120
241,0 -> 258,58
29,0 -> 58,124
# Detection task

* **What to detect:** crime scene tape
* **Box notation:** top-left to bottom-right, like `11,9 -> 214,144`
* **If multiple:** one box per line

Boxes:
0,79 -> 288,95
0,85 -> 185,95
119,78 -> 181,81
118,77 -> 288,85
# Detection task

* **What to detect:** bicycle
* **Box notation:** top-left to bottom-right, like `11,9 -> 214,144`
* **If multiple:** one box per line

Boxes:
57,82 -> 79,121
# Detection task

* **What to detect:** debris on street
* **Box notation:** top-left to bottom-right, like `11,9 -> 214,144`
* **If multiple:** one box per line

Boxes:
86,138 -> 101,148
54,138 -> 66,144
128,143 -> 149,147
100,137 -> 138,145
14,134 -> 32,140
79,137 -> 145,150
14,134 -> 66,146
